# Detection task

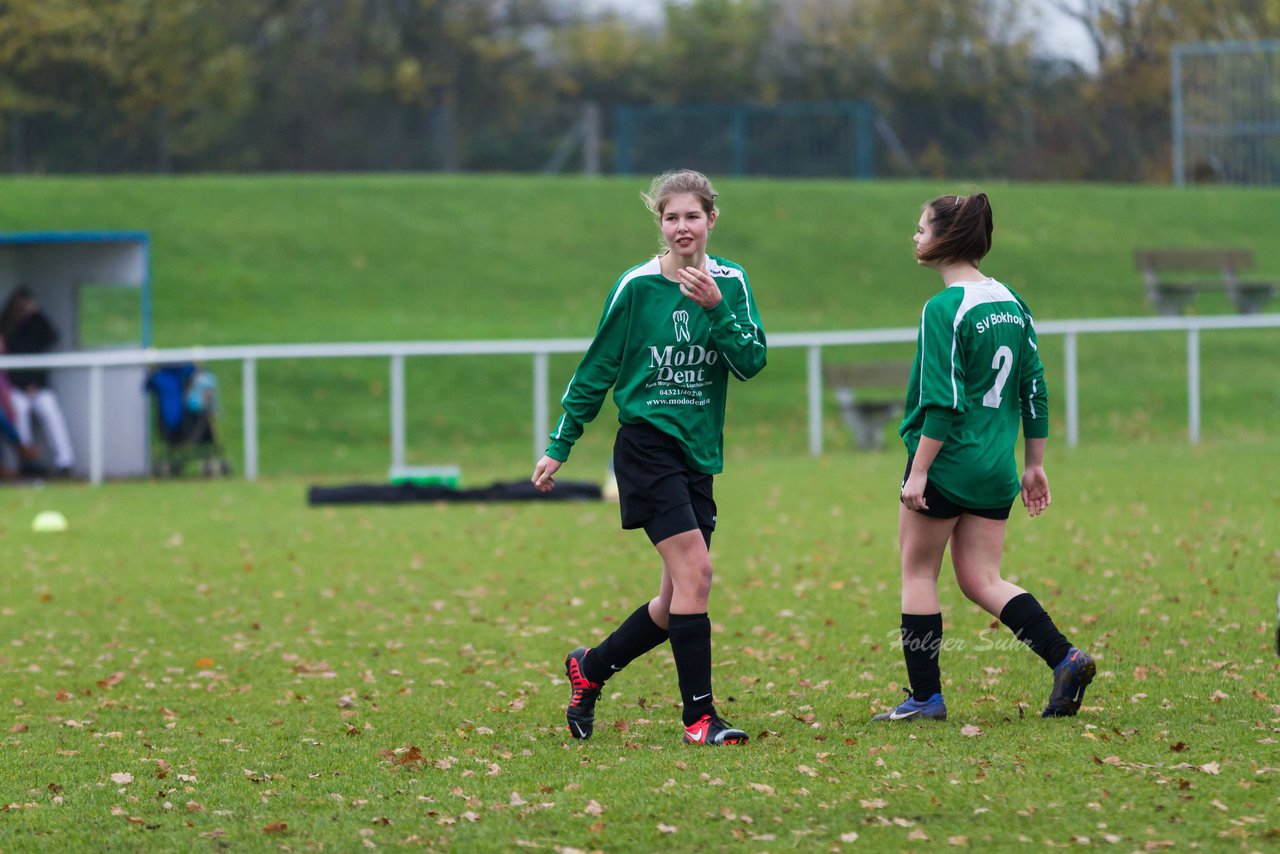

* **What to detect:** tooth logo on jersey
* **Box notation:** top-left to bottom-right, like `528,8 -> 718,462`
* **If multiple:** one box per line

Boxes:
673,310 -> 691,343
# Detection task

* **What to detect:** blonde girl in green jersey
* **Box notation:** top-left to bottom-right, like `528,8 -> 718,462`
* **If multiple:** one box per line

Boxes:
531,170 -> 767,746
873,192 -> 1095,723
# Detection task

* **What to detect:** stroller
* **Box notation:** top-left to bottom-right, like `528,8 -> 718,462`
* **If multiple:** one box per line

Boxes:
144,363 -> 232,477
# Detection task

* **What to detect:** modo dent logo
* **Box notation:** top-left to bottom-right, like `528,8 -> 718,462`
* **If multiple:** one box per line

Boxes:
648,343 -> 719,385
672,309 -> 691,343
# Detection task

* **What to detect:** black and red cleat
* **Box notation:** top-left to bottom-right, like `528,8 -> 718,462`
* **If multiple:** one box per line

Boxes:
565,647 -> 603,740
683,713 -> 748,746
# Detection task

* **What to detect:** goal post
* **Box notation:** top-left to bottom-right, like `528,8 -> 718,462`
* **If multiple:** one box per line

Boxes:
1172,39 -> 1280,187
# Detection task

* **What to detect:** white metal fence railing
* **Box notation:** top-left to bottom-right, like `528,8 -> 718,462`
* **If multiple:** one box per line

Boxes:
2,313 -> 1278,484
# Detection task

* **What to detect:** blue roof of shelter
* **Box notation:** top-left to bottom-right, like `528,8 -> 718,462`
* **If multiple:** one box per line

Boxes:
0,230 -> 149,246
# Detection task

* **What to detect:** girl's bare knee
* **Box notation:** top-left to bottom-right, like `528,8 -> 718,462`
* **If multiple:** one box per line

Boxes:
691,564 -> 713,600
956,573 -> 993,605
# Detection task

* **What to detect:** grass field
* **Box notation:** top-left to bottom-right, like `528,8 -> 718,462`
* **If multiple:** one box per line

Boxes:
2,440 -> 1277,851
1,175 -> 1278,850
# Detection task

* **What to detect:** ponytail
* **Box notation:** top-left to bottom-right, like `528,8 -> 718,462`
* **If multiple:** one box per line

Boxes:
917,192 -> 993,265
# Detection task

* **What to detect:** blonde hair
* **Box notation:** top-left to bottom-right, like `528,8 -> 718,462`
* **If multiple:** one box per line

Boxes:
641,169 -> 719,218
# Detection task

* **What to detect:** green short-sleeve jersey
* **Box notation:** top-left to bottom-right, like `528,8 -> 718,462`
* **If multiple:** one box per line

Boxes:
898,278 -> 1049,507
546,255 -> 767,474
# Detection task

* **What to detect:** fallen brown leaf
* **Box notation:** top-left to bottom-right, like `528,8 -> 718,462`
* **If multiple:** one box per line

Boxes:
96,673 -> 126,690
397,746 -> 425,766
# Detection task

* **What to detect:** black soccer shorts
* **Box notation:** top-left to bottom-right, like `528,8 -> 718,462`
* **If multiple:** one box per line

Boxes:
614,421 -> 716,547
901,456 -> 1012,521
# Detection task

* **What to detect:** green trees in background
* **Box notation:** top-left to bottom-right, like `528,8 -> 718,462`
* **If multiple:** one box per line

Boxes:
115,1 -> 256,170
1,0 -> 1277,180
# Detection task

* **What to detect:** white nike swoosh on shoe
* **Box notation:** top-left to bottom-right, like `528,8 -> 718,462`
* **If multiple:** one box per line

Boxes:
610,664 -> 623,670
572,723 -> 588,737
686,728 -> 706,743
692,693 -> 711,701
887,709 -> 921,720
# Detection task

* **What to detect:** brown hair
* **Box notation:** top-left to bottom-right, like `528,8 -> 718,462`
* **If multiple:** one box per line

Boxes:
916,192 -> 993,265
0,286 -> 35,338
641,169 -> 719,218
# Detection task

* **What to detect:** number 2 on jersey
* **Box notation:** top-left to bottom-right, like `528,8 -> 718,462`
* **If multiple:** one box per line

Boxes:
982,345 -> 1013,408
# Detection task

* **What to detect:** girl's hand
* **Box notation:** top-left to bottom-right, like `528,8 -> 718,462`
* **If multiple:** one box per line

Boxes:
1020,466 -> 1051,517
900,470 -> 930,511
677,267 -> 722,309
532,455 -> 561,493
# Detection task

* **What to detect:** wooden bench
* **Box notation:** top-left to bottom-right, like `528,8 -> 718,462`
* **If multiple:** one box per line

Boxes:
1135,248 -> 1276,315
824,361 -> 912,451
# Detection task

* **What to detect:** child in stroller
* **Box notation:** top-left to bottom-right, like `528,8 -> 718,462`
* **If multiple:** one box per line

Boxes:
145,363 -> 231,477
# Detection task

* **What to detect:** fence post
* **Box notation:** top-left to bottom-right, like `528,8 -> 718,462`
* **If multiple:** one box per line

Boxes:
614,107 -> 633,175
807,345 -> 823,456
242,358 -> 258,481
1171,46 -> 1185,187
1064,331 -> 1079,448
390,354 -> 406,472
533,352 -> 549,463
583,102 -> 601,177
1187,328 -> 1201,444
89,364 -> 104,484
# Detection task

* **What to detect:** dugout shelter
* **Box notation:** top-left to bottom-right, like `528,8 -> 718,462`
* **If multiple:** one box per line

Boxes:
0,231 -> 151,479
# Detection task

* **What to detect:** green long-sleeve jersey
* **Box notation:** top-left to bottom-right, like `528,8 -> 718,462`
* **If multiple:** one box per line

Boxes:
898,278 -> 1049,507
546,255 -> 767,474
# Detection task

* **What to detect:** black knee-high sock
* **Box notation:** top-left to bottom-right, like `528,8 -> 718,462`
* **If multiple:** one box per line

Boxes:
901,613 -> 943,701
667,612 -> 714,726
581,603 -> 669,684
999,592 -> 1072,669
